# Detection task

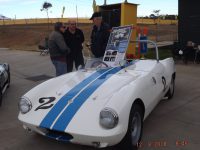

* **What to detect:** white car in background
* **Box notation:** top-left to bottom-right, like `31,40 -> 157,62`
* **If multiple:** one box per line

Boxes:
18,40 -> 175,150
0,63 -> 10,106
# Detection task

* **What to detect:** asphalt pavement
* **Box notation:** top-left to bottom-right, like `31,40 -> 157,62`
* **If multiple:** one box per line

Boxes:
0,49 -> 199,150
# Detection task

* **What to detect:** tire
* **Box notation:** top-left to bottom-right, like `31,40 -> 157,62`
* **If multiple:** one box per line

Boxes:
0,87 -> 2,107
166,77 -> 175,99
117,104 -> 144,150
6,65 -> 10,88
7,71 -> 10,88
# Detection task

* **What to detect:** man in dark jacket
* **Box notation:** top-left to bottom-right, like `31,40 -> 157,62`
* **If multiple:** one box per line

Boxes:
64,20 -> 85,72
90,12 -> 110,58
49,22 -> 70,76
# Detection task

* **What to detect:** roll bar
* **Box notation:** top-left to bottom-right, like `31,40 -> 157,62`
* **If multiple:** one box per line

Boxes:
130,40 -> 159,62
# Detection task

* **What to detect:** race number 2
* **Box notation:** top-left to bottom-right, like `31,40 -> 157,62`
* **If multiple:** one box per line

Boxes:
35,97 -> 56,111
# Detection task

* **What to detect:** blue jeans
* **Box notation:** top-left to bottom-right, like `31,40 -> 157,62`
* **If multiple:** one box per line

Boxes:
52,60 -> 67,76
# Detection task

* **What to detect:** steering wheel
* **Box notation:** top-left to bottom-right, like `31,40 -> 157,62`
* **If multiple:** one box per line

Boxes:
91,61 -> 109,68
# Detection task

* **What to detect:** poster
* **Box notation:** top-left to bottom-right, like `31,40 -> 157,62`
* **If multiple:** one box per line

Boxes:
103,25 -> 133,67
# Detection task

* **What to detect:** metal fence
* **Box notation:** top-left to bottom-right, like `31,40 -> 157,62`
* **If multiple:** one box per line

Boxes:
137,18 -> 178,25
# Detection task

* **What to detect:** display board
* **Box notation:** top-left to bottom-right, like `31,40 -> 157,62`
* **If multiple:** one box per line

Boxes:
103,25 -> 133,67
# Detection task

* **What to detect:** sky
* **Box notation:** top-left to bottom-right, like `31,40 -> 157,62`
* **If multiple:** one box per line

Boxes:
0,0 -> 178,19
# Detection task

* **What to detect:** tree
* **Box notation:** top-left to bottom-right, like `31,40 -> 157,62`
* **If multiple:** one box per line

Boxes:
153,10 -> 160,18
41,2 -> 52,32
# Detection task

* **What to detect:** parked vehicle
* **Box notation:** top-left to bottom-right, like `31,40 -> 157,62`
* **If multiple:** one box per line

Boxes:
18,40 -> 175,150
0,63 -> 10,106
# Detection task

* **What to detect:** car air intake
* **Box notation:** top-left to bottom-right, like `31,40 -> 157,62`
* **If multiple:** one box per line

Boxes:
45,129 -> 73,142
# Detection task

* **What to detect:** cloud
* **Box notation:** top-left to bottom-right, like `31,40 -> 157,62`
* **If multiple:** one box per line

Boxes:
21,0 -> 38,5
0,0 -> 38,5
0,0 -> 17,3
0,0 -> 12,1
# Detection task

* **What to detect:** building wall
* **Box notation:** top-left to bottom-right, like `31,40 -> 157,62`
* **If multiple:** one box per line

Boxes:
179,0 -> 200,47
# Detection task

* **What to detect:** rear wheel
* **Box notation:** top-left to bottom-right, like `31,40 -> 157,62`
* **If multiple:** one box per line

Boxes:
117,104 -> 144,150
166,77 -> 175,99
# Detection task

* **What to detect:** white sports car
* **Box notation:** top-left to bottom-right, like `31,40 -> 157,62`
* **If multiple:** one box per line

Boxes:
18,41 -> 175,150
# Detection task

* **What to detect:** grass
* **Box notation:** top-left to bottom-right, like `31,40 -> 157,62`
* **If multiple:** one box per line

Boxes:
0,24 -> 177,51
144,48 -> 172,60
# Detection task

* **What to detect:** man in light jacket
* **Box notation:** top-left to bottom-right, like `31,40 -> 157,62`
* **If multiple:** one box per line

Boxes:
48,22 -> 70,76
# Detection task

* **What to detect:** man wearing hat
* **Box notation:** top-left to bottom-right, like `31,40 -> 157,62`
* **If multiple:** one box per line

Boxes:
90,12 -> 110,58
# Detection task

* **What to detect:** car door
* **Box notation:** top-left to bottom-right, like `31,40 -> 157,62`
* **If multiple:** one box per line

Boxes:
143,62 -> 165,116
151,62 -> 166,101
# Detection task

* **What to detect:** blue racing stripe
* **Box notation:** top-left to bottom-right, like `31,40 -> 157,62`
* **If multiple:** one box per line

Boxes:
40,68 -> 110,129
52,67 -> 123,132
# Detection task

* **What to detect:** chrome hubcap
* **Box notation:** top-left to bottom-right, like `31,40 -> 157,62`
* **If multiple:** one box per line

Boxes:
131,112 -> 141,145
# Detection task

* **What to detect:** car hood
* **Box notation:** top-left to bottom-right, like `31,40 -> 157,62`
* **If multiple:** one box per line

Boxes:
18,66 -> 143,133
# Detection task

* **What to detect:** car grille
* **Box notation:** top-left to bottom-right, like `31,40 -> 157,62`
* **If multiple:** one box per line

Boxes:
45,129 -> 73,142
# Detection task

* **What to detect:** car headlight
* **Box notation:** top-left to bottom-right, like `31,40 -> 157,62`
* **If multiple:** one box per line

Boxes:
19,97 -> 32,114
100,108 -> 119,129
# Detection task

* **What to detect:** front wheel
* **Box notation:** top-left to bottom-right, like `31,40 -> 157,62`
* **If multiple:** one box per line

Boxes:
117,104 -> 143,150
7,65 -> 10,88
0,87 -> 2,107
